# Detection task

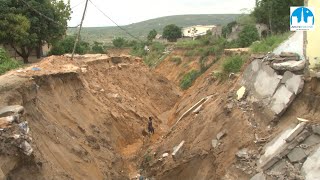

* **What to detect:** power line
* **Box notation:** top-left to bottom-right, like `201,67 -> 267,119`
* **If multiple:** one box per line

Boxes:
88,0 -> 142,42
71,0 -> 86,9
71,0 -> 89,60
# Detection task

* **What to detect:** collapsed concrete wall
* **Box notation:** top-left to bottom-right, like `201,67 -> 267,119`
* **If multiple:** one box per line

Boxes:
241,53 -> 305,122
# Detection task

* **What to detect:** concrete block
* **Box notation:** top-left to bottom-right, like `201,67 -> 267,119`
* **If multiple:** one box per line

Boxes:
250,172 -> 266,180
281,71 -> 304,95
285,122 -> 307,142
172,141 -> 185,160
302,134 -> 320,147
216,130 -> 227,140
272,60 -> 306,72
312,125 -> 320,136
302,147 -> 320,180
0,105 -> 24,118
287,148 -> 307,163
270,85 -> 295,115
254,64 -> 281,98
269,159 -> 287,175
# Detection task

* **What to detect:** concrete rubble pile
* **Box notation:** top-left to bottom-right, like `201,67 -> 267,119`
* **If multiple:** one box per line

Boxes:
244,122 -> 320,180
0,105 -> 33,156
241,52 -> 305,121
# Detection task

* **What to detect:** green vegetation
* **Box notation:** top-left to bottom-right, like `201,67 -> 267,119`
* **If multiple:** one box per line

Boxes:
176,39 -> 203,49
180,70 -> 200,90
170,56 -> 182,65
250,32 -> 291,53
68,14 -> 240,43
49,36 -> 90,55
162,24 -> 182,42
0,0 -> 70,63
112,37 -> 126,48
0,48 -> 21,75
147,29 -> 157,41
91,41 -> 106,54
238,25 -> 260,47
222,55 -> 245,74
252,0 -> 304,33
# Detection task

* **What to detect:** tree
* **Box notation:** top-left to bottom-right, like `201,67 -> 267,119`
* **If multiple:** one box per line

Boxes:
0,0 -> 71,63
112,37 -> 126,48
49,36 -> 90,55
252,0 -> 304,33
147,29 -> 157,41
91,41 -> 105,54
162,24 -> 182,42
238,25 -> 259,47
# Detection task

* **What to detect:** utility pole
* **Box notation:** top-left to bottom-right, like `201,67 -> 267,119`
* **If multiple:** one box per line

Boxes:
71,0 -> 89,60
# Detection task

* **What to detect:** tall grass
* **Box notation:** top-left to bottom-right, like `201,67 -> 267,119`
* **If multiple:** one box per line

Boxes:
0,48 -> 22,75
250,32 -> 291,53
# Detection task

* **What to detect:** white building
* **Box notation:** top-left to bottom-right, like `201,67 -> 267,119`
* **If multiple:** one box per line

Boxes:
182,25 -> 217,38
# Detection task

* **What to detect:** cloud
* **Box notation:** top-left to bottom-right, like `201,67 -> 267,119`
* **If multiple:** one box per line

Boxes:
66,0 -> 255,27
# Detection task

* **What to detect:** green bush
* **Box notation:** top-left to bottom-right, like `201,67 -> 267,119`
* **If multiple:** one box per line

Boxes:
50,36 -> 90,55
112,37 -> 126,48
250,33 -> 291,53
170,56 -> 182,65
238,25 -> 260,47
91,41 -> 105,54
180,70 -> 200,90
0,48 -> 21,74
176,39 -> 203,49
222,55 -> 244,73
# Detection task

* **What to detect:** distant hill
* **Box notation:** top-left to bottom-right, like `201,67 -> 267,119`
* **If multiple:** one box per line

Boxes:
67,14 -> 241,43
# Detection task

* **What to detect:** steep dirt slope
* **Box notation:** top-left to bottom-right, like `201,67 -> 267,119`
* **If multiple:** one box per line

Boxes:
0,55 -> 181,179
155,49 -> 215,86
145,56 -> 320,179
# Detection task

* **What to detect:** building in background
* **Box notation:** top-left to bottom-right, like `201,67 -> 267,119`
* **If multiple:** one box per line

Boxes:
182,25 -> 221,39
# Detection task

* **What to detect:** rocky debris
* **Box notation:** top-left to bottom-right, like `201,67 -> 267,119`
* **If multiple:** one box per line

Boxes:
251,122 -> 320,180
172,141 -> 185,160
236,148 -> 251,159
162,153 -> 169,158
216,130 -> 227,140
0,105 -> 33,156
0,105 -> 24,118
242,52 -> 305,121
211,139 -> 219,149
250,172 -> 266,180
236,86 -> 247,100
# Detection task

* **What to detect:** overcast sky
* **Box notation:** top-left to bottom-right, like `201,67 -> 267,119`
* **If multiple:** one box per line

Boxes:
66,0 -> 256,27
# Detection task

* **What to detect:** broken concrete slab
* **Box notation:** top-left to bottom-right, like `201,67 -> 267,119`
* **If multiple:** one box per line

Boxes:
280,52 -> 300,58
172,141 -> 185,160
254,63 -> 281,98
19,141 -> 33,156
216,130 -> 227,140
250,172 -> 266,180
287,148 -> 307,163
212,139 -> 219,148
269,159 -> 287,175
302,134 -> 320,147
162,153 -> 169,158
312,125 -> 320,135
285,122 -> 307,143
302,147 -> 320,180
0,105 -> 24,118
281,71 -> 304,95
237,86 -> 247,100
272,60 -> 306,72
270,85 -> 295,115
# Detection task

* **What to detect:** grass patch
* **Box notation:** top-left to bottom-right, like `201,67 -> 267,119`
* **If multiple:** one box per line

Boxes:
222,55 -> 244,74
176,39 -> 203,49
180,70 -> 200,90
0,48 -> 22,75
250,32 -> 291,53
170,56 -> 182,65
